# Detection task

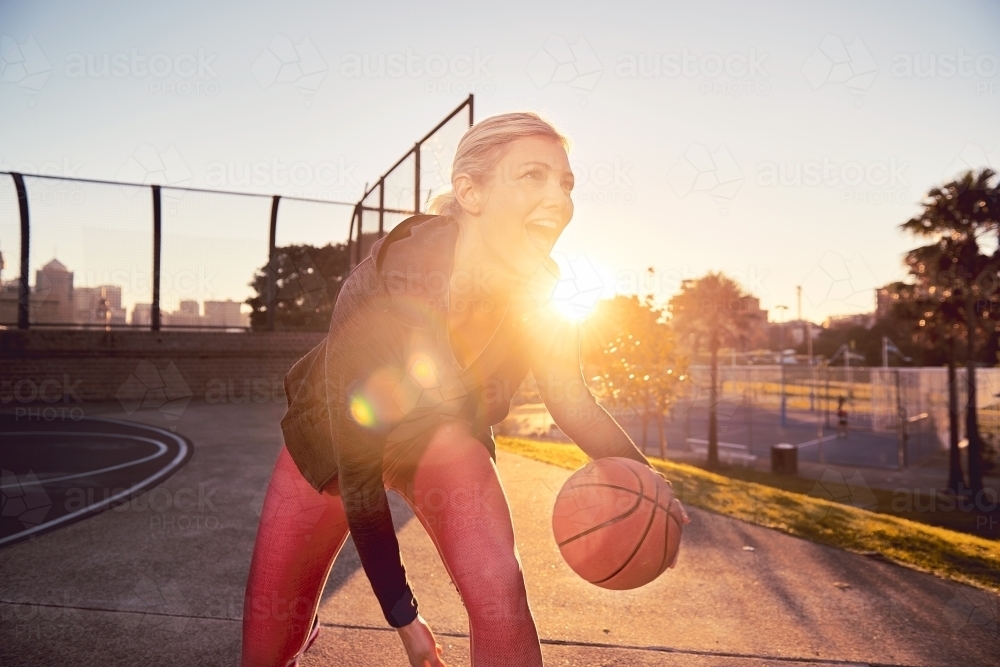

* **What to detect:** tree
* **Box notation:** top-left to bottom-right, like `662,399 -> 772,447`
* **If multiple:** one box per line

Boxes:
899,168 -> 1000,494
885,280 -> 965,491
668,273 -> 752,469
246,242 -> 350,331
583,296 -> 688,458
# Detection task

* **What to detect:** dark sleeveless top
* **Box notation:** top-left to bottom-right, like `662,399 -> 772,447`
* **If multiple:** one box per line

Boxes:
279,215 -> 648,627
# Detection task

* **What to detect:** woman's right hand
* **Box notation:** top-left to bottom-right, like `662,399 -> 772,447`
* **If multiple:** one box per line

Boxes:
396,613 -> 448,667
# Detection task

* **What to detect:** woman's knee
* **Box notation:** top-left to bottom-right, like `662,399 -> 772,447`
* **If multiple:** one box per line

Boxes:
463,560 -> 533,625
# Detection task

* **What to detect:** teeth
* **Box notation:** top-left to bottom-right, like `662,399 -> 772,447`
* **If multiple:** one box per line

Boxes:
532,220 -> 558,229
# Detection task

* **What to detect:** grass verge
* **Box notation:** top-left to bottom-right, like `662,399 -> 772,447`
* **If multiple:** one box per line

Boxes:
496,435 -> 1000,594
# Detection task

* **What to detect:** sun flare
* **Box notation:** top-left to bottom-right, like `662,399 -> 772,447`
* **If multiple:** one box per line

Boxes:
549,253 -> 610,321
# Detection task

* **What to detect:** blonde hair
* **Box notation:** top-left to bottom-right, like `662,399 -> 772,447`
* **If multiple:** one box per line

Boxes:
428,112 -> 569,218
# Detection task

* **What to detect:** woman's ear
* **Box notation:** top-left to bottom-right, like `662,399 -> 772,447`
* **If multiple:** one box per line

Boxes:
452,173 -> 481,216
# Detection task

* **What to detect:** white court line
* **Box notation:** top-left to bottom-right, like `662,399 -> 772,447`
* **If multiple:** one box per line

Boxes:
0,423 -> 190,547
686,438 -> 749,452
795,433 -> 840,449
0,433 -> 169,487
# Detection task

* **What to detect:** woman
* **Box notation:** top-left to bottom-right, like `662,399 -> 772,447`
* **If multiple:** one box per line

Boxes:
242,112 -> 689,667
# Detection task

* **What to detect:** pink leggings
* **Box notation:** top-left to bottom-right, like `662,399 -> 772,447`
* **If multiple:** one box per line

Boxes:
242,422 -> 544,666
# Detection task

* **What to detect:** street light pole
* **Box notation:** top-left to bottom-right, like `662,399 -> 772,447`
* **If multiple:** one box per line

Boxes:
776,304 -> 788,427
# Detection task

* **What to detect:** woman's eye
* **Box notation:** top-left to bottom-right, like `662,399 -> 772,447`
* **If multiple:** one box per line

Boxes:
524,170 -> 543,180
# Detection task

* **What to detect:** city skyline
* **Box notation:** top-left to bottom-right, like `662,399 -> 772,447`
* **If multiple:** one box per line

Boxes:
0,256 -> 250,328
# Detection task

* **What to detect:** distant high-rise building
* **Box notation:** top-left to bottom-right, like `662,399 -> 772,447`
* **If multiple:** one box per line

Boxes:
131,303 -> 151,326
204,299 -> 247,328
735,294 -> 770,349
179,300 -> 200,316
74,285 -> 126,327
33,258 -> 75,324
165,300 -> 204,327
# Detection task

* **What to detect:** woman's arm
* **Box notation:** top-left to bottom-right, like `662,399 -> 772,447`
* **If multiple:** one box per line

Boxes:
526,312 -> 689,528
335,416 -> 420,627
527,312 -> 651,467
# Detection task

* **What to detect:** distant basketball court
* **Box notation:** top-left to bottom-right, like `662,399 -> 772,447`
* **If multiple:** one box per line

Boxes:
0,412 -> 192,549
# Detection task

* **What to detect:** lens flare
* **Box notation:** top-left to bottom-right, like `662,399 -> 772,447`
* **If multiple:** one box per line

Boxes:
349,394 -> 376,427
409,353 -> 440,389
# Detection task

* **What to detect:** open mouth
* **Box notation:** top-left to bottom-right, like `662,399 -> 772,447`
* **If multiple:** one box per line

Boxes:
524,219 -> 560,252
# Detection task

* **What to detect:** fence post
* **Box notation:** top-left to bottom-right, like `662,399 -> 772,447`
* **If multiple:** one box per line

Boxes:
356,202 -> 363,266
267,195 -> 280,332
414,142 -> 421,214
346,204 -> 356,272
896,368 -> 908,469
780,360 -> 787,427
11,173 -> 30,330
378,178 -> 384,237
151,185 -> 162,332
467,93 -> 474,127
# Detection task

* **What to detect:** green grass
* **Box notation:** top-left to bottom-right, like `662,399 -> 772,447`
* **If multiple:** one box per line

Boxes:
496,435 -> 1000,594
680,463 -> 998,538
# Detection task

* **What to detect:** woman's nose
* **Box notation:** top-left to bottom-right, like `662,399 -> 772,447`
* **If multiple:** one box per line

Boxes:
541,176 -> 572,212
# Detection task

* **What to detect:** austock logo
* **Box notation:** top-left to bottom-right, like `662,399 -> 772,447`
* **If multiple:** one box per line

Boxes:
252,35 -> 327,100
802,35 -> 878,105
119,575 -> 193,634
0,34 -> 52,103
527,34 -> 602,105
944,587 -> 998,637
805,468 -> 878,522
1,469 -> 53,530
116,360 -> 193,421
943,143 -> 999,183
116,143 -> 193,213
666,143 -> 744,211
614,47 -> 769,97
800,251 -> 879,315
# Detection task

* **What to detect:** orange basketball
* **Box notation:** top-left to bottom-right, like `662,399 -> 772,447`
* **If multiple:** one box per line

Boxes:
552,457 -> 685,589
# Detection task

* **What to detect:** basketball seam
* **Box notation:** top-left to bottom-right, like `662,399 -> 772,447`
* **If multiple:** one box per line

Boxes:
568,482 -> 673,512
555,460 -> 652,547
591,461 -> 659,585
556,483 -> 644,547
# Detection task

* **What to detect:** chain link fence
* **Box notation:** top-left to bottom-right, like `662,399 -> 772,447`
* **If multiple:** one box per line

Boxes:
0,96 -> 474,332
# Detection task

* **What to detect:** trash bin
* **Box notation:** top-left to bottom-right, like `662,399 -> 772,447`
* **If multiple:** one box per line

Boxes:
771,443 -> 797,475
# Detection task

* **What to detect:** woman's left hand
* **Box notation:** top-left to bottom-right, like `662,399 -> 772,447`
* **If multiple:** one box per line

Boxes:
652,469 -> 690,525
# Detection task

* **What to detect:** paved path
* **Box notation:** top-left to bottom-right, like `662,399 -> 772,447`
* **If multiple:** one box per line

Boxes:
0,401 -> 996,666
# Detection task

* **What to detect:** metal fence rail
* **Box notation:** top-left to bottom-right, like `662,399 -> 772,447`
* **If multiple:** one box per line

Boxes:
0,171 -> 354,332
348,94 -> 473,267
0,96 -> 474,332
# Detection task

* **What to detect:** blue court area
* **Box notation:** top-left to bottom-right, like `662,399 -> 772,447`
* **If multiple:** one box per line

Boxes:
0,411 -> 192,549
606,404 -> 942,471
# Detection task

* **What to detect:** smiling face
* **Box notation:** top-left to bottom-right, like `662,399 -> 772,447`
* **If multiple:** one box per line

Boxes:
470,135 -> 575,277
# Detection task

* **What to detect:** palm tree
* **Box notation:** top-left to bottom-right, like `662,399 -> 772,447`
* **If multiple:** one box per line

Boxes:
900,168 -> 1000,494
668,272 -> 752,469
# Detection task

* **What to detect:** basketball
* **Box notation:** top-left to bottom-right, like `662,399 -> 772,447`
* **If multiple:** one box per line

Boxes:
552,457 -> 685,590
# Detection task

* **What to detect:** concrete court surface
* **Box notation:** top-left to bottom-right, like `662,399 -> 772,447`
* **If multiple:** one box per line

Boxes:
0,399 -> 996,667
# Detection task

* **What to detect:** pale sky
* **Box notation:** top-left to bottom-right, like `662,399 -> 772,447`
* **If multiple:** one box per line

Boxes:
1,0 -> 998,321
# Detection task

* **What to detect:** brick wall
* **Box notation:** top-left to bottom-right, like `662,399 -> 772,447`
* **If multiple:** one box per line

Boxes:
0,329 -> 326,405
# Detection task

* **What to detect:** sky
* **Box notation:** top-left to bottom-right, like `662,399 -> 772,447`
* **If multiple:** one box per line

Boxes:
1,0 -> 999,321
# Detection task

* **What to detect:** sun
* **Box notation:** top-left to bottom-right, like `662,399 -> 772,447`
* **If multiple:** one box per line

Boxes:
549,253 -> 608,321
552,292 -> 599,321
